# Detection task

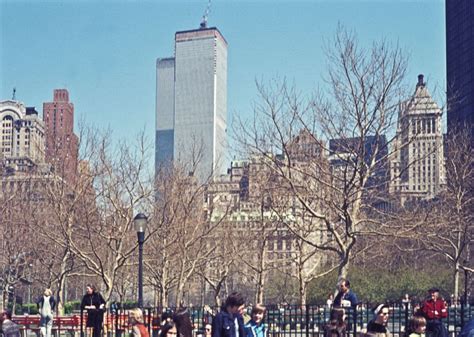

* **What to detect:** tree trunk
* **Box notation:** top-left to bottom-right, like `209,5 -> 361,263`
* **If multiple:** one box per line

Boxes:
57,276 -> 66,315
214,292 -> 221,307
175,283 -> 185,307
453,262 -> 460,300
256,269 -> 265,304
299,279 -> 307,308
337,257 -> 350,282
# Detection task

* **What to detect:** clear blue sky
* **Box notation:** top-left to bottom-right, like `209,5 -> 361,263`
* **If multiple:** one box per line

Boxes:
1,0 -> 446,149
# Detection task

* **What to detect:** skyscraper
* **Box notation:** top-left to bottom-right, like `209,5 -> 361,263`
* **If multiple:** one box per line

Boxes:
43,89 -> 79,183
390,75 -> 445,204
446,0 -> 473,139
156,27 -> 228,182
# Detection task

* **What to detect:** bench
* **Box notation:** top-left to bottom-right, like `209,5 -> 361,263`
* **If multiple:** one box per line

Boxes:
13,315 -> 80,337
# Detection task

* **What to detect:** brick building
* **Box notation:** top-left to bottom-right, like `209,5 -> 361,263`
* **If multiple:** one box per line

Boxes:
43,89 -> 79,183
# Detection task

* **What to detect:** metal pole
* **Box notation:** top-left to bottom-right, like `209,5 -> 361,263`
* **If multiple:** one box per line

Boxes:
465,268 -> 468,305
138,231 -> 145,308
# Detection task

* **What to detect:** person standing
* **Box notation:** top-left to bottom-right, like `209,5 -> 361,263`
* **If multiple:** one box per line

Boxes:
212,292 -> 246,337
366,304 -> 391,337
420,288 -> 448,337
36,288 -> 56,337
0,310 -> 20,337
244,304 -> 266,337
81,284 -> 106,337
333,279 -> 358,308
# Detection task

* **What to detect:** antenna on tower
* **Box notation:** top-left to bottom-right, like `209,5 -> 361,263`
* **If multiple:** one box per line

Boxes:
12,87 -> 16,100
200,0 -> 211,29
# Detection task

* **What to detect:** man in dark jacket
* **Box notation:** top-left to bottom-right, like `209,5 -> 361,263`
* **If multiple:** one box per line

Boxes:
212,292 -> 245,337
333,279 -> 358,308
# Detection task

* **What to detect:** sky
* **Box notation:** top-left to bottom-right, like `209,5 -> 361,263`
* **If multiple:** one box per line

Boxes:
1,0 -> 446,151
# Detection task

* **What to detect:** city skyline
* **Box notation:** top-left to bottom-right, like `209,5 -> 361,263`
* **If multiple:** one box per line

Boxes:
1,1 -> 446,161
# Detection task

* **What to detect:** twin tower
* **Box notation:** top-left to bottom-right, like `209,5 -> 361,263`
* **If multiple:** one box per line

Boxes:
156,27 -> 228,182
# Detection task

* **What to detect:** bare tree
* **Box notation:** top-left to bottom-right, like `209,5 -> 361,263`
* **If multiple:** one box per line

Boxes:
148,160 -> 228,307
234,26 -> 409,285
34,127 -> 155,302
420,129 -> 473,299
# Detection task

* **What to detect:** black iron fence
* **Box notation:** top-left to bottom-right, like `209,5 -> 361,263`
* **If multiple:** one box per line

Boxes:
82,301 -> 473,337
13,302 -> 473,337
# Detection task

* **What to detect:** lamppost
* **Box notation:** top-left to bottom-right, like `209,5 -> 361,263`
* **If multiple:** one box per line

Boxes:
133,213 -> 148,308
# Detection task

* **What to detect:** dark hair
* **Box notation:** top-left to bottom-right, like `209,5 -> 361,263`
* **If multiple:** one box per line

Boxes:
428,288 -> 440,293
160,322 -> 176,337
225,292 -> 245,308
86,284 -> 96,292
1,309 -> 12,320
174,308 -> 193,337
324,308 -> 346,337
404,316 -> 426,337
162,311 -> 173,322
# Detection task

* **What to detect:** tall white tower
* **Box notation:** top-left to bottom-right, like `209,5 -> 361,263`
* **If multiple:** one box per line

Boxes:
390,75 -> 446,203
156,27 -> 228,182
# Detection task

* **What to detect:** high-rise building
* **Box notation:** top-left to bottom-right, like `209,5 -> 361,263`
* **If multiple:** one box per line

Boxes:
446,0 -> 473,139
0,100 -> 45,171
390,75 -> 445,203
329,135 -> 389,188
156,57 -> 175,171
156,27 -> 228,182
43,89 -> 79,183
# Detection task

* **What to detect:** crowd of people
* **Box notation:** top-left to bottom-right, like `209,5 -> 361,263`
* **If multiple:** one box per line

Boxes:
0,281 -> 472,337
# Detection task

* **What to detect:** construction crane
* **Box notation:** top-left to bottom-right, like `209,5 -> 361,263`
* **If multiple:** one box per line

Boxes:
200,0 -> 211,29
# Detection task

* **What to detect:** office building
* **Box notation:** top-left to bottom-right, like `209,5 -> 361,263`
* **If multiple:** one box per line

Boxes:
156,27 -> 228,182
43,89 -> 79,183
1,100 -> 46,172
446,0 -> 473,139
390,75 -> 445,203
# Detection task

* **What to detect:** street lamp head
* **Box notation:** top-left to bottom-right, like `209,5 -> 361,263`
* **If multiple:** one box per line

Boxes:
133,213 -> 148,233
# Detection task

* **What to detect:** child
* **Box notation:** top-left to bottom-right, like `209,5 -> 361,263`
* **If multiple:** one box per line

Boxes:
405,316 -> 427,337
244,304 -> 267,337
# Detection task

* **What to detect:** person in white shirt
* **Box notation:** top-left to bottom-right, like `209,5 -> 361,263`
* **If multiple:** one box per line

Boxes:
36,289 -> 56,337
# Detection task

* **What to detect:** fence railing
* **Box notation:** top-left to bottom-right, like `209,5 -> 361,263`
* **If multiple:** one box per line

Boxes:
13,301 -> 474,337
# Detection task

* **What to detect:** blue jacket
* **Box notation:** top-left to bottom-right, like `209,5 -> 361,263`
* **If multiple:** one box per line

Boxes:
334,289 -> 358,307
212,309 -> 244,337
244,320 -> 266,337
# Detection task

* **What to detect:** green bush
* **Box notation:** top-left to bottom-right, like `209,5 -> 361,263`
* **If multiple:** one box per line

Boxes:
64,301 -> 81,314
14,303 -> 38,315
307,266 -> 453,305
121,301 -> 138,309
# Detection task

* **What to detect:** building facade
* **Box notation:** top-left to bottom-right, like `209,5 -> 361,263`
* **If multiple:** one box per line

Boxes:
446,0 -> 473,140
156,57 -> 176,171
1,100 -> 45,172
390,75 -> 445,203
43,89 -> 79,183
0,100 -> 52,199
156,27 -> 228,182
